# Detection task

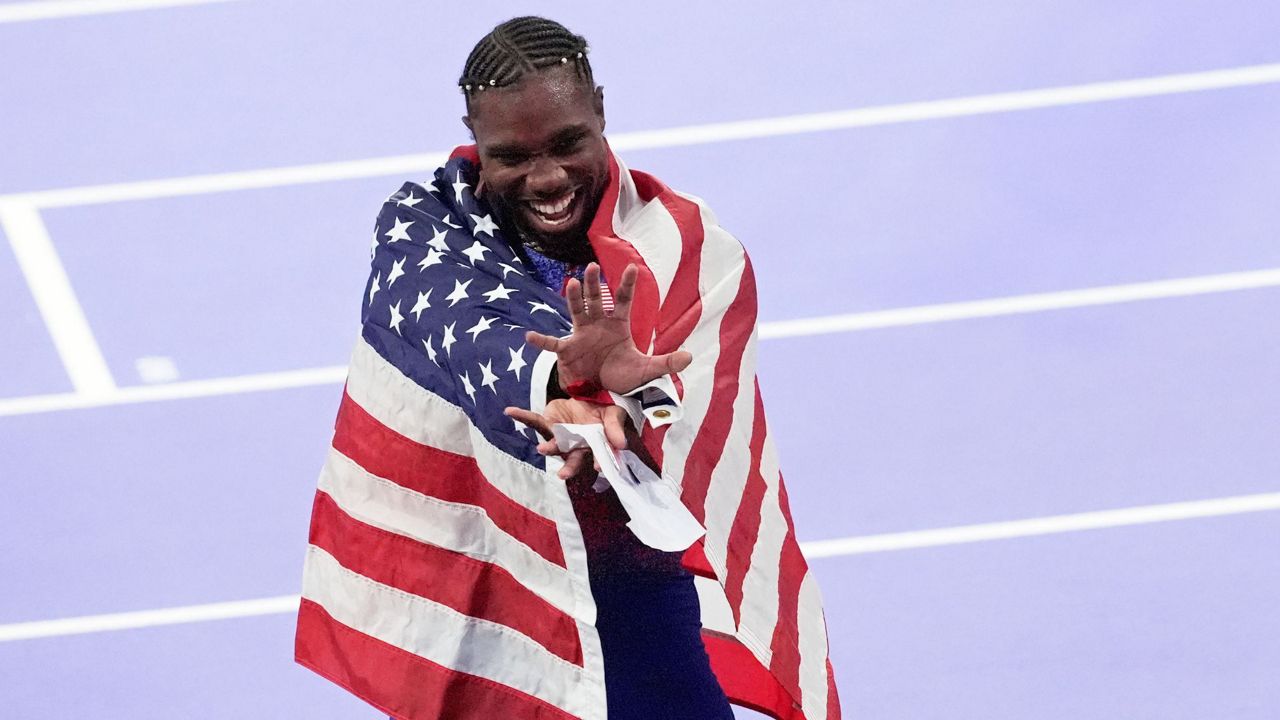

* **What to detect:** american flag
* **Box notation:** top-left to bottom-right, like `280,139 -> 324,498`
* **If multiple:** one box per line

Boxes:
295,145 -> 840,720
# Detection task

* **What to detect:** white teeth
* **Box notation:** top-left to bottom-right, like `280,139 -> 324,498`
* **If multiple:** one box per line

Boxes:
529,190 -> 575,219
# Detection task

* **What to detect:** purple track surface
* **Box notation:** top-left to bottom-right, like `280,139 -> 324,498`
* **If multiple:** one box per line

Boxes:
2,2 -> 1278,718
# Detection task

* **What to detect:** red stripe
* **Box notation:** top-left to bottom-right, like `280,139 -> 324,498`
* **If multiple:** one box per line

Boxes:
679,253 -> 758,523
703,631 -> 806,720
721,384 -> 769,625
296,599 -> 578,720
826,658 -> 842,720
307,491 -> 583,666
588,151 -> 661,350
333,391 -> 565,568
768,478 -> 808,699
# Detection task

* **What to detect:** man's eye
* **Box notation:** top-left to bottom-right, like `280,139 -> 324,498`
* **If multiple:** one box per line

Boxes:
552,137 -> 583,156
492,154 -> 525,166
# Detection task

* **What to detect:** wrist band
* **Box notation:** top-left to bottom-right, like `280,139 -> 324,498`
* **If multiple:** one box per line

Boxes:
564,379 -> 603,398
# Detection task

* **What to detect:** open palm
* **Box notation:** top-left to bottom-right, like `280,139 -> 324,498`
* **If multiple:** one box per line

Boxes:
525,263 -> 692,394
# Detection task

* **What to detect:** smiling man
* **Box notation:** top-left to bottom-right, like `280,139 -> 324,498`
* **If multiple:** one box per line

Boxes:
295,16 -> 839,720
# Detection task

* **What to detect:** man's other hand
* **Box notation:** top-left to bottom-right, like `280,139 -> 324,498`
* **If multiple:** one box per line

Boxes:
504,399 -> 629,481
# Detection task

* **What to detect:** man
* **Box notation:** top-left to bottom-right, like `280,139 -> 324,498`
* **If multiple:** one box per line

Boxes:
296,16 -> 839,720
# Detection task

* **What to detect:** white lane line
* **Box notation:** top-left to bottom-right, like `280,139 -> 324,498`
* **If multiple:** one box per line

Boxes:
5,491 -> 1277,642
3,266 -> 1278,418
0,595 -> 299,642
803,492 -> 1280,558
760,267 -> 1280,339
0,0 -> 242,23
0,201 -> 116,397
4,62 -> 1279,209
0,364 -> 345,417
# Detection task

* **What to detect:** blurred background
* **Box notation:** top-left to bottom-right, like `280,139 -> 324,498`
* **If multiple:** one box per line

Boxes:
2,1 -> 1279,717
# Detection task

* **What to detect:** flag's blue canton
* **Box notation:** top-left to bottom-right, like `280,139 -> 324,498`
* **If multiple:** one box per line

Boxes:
360,155 -> 573,466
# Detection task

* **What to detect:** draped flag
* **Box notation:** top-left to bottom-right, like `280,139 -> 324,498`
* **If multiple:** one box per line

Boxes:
295,144 -> 841,720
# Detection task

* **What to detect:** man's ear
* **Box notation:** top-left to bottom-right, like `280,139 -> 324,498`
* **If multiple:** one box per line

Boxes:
462,114 -> 474,139
593,86 -> 606,133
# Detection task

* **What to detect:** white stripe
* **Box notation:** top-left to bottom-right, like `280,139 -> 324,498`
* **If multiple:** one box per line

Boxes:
608,156 -> 680,307
6,64 -> 1279,208
0,595 -> 298,642
761,267 -> 1280,340
0,0 -> 242,23
344,337 -> 557,522
693,575 -> 736,635
2,266 -> 1277,418
526,343 -> 609,717
795,571 -> 831,720
802,491 -> 1280,558
657,201 -> 746,486
316,449 -> 577,617
0,201 -> 115,396
700,328 -> 758,578
6,492 -> 1277,643
735,432 -> 786,665
302,545 -> 597,719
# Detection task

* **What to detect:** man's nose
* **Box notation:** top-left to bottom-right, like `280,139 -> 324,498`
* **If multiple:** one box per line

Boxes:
525,156 -> 569,195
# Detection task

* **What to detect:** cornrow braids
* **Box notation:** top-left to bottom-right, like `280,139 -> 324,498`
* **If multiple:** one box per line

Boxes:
459,16 -> 593,107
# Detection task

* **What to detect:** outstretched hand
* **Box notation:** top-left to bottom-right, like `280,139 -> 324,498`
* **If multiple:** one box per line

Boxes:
504,399 -> 630,481
524,263 -> 692,395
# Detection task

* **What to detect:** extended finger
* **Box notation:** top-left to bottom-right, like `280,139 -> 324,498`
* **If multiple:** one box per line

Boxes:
603,408 -> 628,451
634,350 -> 693,386
559,448 -> 591,480
583,263 -> 604,321
504,406 -> 554,440
610,264 -> 638,320
524,330 -> 563,354
564,277 -> 586,327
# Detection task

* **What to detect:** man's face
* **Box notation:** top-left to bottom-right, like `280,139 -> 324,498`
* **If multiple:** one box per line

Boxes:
464,64 -> 608,255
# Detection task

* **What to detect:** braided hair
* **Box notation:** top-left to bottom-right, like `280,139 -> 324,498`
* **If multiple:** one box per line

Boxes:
459,16 -> 593,108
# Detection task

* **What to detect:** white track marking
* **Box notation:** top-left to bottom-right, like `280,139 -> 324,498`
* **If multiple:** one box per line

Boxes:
0,0 -> 242,23
4,492 -> 1277,642
2,266 -> 1277,418
3,63 -> 1279,209
802,492 -> 1280,558
0,595 -> 298,642
760,267 -> 1280,339
0,201 -> 116,396
0,364 -> 345,416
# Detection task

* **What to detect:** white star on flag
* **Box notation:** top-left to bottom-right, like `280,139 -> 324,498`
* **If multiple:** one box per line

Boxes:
529,300 -> 557,315
499,262 -> 523,278
466,315 -> 497,340
442,321 -> 457,356
507,345 -> 527,380
423,335 -> 439,366
388,300 -> 405,335
370,228 -> 378,259
470,214 -> 498,237
453,171 -> 469,205
367,272 -> 381,305
410,289 -> 432,321
441,213 -> 462,229
479,360 -> 499,393
420,180 -> 438,195
458,371 -> 476,402
462,240 -> 490,265
387,257 -> 407,287
418,248 -> 445,270
482,283 -> 516,302
427,226 -> 450,252
384,217 -> 413,243
446,278 -> 472,307
397,192 -> 422,208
